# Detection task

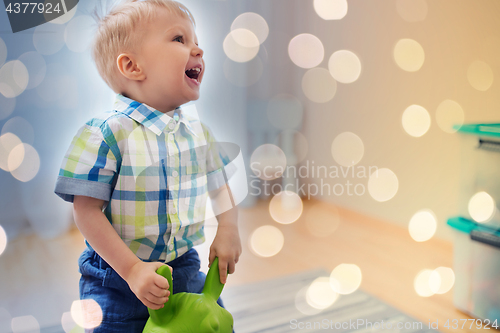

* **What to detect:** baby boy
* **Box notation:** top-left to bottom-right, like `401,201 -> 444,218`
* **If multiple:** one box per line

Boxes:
54,0 -> 241,331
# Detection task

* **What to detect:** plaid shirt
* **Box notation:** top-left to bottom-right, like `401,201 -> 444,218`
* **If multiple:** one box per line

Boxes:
55,94 -> 235,262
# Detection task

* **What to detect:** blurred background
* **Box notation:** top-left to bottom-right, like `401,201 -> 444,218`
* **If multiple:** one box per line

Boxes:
1,0 -> 500,331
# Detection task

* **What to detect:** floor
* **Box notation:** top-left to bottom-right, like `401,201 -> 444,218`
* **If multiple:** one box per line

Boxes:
232,199 -> 482,333
0,198 -> 483,332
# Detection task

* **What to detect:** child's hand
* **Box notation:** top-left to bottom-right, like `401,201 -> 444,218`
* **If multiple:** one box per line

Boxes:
209,224 -> 242,284
124,261 -> 172,309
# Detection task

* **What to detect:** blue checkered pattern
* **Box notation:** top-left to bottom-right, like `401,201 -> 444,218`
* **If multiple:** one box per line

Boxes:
55,94 -> 235,262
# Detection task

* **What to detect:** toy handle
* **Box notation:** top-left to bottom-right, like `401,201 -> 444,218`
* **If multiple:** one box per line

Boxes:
148,264 -> 174,324
202,257 -> 225,300
156,264 -> 174,296
148,257 -> 227,325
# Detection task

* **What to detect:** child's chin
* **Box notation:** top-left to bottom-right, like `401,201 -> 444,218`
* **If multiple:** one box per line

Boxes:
188,92 -> 200,101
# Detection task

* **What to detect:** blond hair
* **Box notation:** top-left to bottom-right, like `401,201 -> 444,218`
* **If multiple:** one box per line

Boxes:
91,0 -> 196,93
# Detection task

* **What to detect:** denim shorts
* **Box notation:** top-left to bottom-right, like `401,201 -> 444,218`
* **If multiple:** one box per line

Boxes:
78,247 -> 226,332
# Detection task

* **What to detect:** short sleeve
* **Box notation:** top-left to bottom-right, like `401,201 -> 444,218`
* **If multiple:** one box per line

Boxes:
202,124 -> 237,192
54,123 -> 119,203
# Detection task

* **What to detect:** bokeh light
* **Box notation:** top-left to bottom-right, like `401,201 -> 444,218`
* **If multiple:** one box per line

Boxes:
231,12 -> 269,44
71,299 -> 103,329
250,225 -> 284,257
302,68 -> 337,103
0,37 -> 6,67
328,50 -> 362,83
330,264 -> 362,294
47,4 -> 77,24
428,269 -> 442,296
223,56 -> 263,87
258,44 -> 269,63
33,23 -> 66,55
250,144 -> 287,181
17,51 -> 46,90
295,285 -> 323,315
430,267 -> 455,294
468,191 -> 496,223
61,311 -> 79,333
65,15 -> 95,53
414,269 -> 435,297
408,209 -> 437,242
306,277 -> 339,309
303,202 -> 340,238
267,94 -> 303,130
436,100 -> 464,133
0,225 -> 7,256
11,315 -> 40,333
331,132 -> 364,166
1,116 -> 35,145
9,144 -> 40,182
7,143 -> 24,172
0,60 -> 29,98
223,29 -> 260,63
467,60 -> 494,91
230,28 -> 260,48
288,34 -> 324,69
274,130 -> 309,164
313,0 -> 348,20
396,0 -> 428,22
0,133 -> 22,171
269,191 -> 303,224
393,39 -> 425,72
402,104 -> 431,137
0,94 -> 16,120
368,168 -> 399,202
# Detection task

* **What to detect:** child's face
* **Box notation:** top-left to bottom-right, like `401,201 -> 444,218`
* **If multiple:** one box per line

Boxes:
136,9 -> 204,111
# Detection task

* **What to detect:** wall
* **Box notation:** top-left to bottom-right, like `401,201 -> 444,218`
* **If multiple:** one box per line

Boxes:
298,0 -> 500,240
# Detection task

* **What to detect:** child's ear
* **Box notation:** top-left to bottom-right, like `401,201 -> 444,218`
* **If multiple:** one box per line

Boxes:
116,53 -> 146,81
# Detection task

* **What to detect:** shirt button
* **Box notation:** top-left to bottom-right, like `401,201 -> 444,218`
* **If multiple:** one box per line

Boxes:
171,206 -> 177,214
169,122 -> 175,130
169,243 -> 174,251
172,170 -> 178,177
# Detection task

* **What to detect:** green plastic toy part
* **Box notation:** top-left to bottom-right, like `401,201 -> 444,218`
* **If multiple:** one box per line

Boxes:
142,257 -> 234,333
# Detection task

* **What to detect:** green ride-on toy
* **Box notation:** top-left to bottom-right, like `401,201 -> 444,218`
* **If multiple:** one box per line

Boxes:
142,257 -> 234,333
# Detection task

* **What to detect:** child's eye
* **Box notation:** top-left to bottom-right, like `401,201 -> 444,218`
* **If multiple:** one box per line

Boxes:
173,36 -> 184,43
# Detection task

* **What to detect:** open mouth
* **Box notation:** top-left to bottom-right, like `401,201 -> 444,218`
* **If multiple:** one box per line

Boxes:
185,67 -> 201,83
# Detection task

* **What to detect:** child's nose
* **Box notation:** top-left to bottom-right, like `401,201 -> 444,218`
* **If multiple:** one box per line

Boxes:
192,45 -> 203,58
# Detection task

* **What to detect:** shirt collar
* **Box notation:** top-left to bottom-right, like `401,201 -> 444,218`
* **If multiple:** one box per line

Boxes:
113,94 -> 198,137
